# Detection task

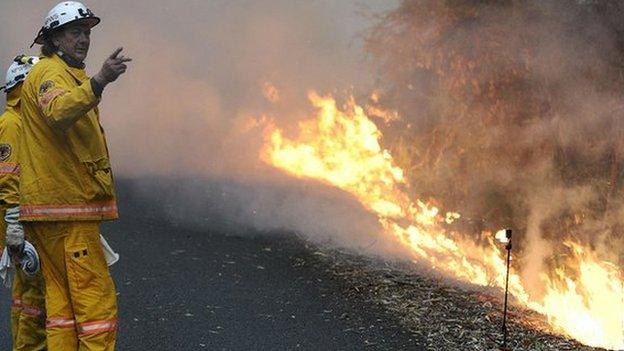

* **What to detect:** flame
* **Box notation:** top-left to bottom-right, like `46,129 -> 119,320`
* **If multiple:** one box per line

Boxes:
366,90 -> 401,123
262,82 -> 280,103
260,91 -> 624,349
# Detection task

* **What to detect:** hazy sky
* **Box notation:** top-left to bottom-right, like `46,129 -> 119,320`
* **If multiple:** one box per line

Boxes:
0,0 -> 398,176
0,1 -> 412,258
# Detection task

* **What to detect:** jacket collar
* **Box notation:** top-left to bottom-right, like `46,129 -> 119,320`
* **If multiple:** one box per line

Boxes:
51,53 -> 89,82
6,86 -> 21,109
56,51 -> 85,69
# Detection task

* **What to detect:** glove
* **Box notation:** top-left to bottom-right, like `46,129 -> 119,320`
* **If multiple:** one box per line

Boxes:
0,241 -> 41,288
5,207 -> 24,259
3,207 -> 39,277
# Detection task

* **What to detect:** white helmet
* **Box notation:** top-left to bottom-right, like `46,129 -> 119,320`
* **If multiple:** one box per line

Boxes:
33,1 -> 100,45
3,56 -> 40,93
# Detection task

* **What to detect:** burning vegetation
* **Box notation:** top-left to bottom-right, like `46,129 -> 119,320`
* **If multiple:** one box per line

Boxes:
260,91 -> 622,349
255,0 -> 624,349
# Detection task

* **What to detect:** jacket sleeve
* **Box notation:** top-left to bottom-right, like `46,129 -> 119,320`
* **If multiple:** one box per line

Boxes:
0,115 -> 21,206
36,69 -> 100,131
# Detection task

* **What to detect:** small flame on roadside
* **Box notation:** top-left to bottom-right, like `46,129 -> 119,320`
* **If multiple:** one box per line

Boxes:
259,91 -> 624,350
445,212 -> 461,224
262,82 -> 280,103
370,90 -> 381,103
366,90 -> 400,123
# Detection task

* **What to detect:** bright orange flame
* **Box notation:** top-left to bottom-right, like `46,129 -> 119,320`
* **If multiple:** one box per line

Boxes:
260,91 -> 624,349
366,90 -> 400,123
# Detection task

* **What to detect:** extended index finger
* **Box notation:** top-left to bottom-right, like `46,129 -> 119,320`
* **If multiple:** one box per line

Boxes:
109,47 -> 123,59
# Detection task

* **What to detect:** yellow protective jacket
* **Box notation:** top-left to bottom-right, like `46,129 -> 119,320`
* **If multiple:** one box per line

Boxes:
0,88 -> 22,208
1,88 -> 23,250
19,53 -> 118,221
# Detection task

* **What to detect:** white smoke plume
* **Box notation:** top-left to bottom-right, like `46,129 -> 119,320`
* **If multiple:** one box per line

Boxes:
0,0 -> 408,256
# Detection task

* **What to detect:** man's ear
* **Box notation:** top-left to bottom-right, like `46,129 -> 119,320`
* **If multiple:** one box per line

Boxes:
51,32 -> 62,47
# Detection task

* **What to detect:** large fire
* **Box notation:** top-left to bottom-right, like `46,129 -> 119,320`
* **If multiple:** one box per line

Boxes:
260,91 -> 624,349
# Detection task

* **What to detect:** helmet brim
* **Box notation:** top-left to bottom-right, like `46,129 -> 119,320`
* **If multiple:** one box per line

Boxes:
33,17 -> 100,45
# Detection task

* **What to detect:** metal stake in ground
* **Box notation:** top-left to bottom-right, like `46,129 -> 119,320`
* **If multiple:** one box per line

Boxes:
501,229 -> 512,351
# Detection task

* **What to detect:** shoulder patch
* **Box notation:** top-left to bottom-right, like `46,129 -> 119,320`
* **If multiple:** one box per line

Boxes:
39,80 -> 55,95
0,143 -> 11,161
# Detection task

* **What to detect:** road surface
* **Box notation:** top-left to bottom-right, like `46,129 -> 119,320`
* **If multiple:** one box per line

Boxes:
0,179 -> 416,350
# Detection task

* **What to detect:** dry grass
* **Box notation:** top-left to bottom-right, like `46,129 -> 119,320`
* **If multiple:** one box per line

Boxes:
316,246 -> 607,351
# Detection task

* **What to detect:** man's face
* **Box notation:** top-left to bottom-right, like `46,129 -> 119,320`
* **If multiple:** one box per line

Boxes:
52,22 -> 91,62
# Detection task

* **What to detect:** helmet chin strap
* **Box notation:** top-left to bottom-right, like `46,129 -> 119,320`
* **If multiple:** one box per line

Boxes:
57,50 -> 85,69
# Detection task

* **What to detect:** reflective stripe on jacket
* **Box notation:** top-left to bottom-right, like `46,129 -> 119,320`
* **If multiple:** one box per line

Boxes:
18,54 -> 118,221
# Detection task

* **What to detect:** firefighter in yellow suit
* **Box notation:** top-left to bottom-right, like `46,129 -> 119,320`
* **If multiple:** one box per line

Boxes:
1,56 -> 47,351
18,2 -> 131,350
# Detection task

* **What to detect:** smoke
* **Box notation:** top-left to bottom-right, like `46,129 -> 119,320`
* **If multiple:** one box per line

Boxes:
0,0 -> 410,256
365,0 -> 624,294
2,0 -> 622,274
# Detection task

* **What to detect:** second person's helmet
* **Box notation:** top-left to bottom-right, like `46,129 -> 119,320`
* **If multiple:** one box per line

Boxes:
3,55 -> 40,92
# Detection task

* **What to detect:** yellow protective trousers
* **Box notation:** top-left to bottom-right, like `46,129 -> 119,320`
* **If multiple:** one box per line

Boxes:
26,221 -> 117,351
11,269 -> 47,351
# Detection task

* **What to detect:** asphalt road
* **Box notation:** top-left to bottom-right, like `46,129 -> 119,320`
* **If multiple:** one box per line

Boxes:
1,179 -> 416,350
